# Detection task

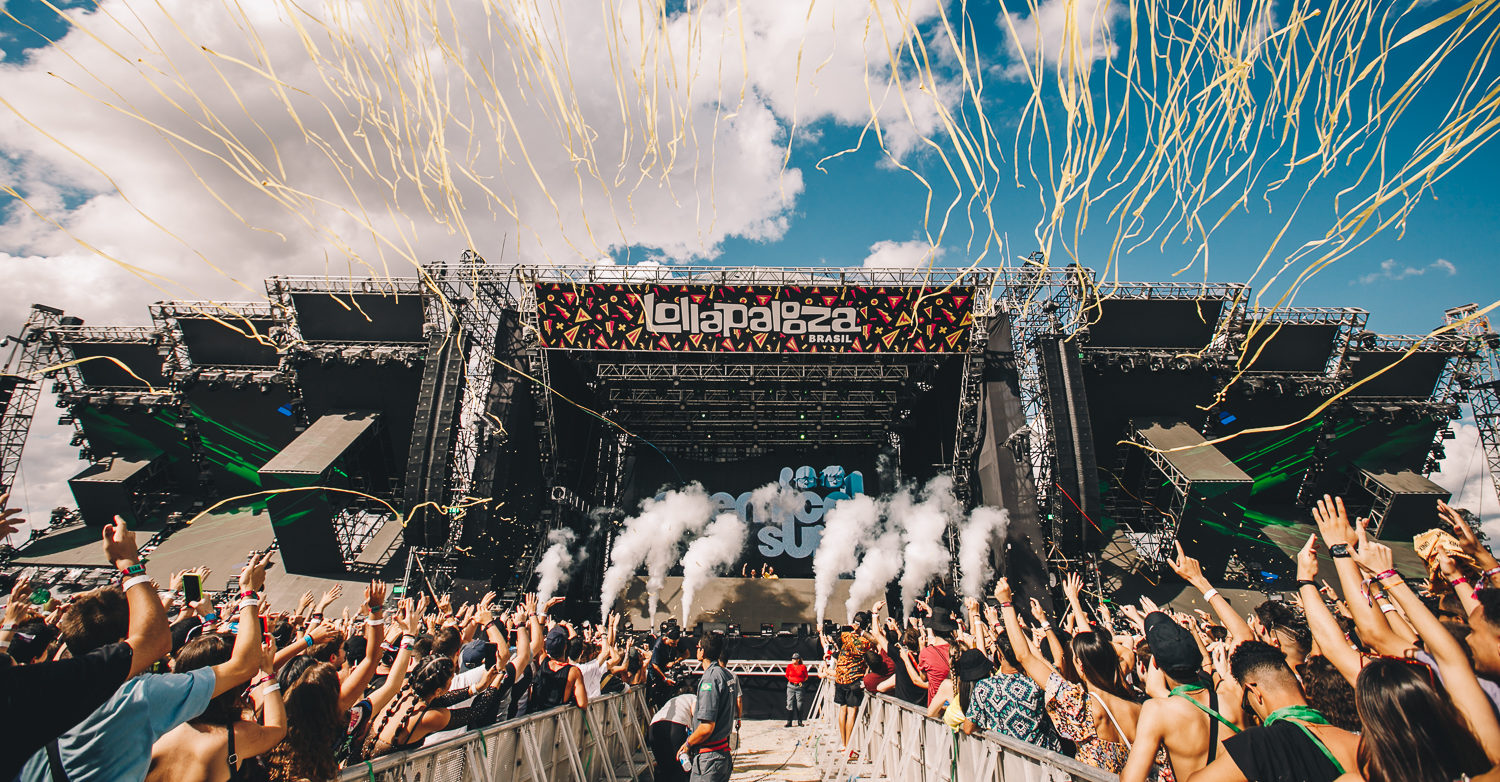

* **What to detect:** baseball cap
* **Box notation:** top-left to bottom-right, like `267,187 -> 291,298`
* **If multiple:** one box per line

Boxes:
460,638 -> 496,670
545,625 -> 568,657
1144,611 -> 1204,682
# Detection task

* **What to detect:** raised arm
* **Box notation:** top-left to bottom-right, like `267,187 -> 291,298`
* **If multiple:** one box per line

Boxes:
1313,495 -> 1407,656
1442,500 -> 1500,589
996,578 -> 1056,687
1353,533 -> 1500,763
104,516 -> 172,677
1062,573 -> 1092,633
1292,534 -> 1362,685
235,638 -> 289,758
339,580 -> 388,712
213,551 -> 271,697
368,599 -> 421,715
1169,542 -> 1254,645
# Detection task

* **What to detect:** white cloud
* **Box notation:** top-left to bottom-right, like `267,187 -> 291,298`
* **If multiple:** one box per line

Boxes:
998,0 -> 1125,80
0,0 -> 963,514
1431,421 -> 1500,536
1354,257 -> 1457,285
861,238 -> 944,268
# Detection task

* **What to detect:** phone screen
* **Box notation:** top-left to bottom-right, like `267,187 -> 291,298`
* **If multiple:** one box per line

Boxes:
182,573 -> 203,603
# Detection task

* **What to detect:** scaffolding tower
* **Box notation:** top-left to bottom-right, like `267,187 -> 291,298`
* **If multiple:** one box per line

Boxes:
0,305 -> 67,500
1444,304 -> 1500,515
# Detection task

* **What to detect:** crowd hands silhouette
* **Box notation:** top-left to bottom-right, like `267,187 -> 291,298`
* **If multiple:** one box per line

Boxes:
0,496 -> 649,782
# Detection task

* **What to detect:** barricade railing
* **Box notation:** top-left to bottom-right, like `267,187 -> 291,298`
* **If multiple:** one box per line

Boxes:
816,681 -> 1116,782
339,687 -> 654,782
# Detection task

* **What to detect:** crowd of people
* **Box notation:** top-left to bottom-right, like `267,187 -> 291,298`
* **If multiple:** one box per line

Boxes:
0,507 -> 660,782
824,495 -> 1500,782
10,490 -> 1500,782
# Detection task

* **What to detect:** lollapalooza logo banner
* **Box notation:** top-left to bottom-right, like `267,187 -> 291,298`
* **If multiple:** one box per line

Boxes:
636,450 -> 882,578
535,282 -> 974,353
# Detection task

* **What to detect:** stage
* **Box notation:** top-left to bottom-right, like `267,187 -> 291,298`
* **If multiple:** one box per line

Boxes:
619,576 -> 850,631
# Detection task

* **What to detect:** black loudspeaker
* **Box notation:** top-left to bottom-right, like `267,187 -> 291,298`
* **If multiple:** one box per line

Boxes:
1038,335 -> 1103,553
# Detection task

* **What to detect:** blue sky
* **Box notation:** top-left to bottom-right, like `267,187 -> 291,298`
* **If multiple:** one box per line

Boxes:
1,0 -> 1497,523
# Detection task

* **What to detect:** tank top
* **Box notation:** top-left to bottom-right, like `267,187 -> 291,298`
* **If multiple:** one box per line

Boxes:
528,660 -> 575,712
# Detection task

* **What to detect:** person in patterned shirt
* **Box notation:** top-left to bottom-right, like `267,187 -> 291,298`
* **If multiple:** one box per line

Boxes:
832,611 -> 874,754
966,633 -> 1063,752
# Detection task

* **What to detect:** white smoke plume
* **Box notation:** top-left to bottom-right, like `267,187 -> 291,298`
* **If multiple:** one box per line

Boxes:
750,481 -> 806,524
844,528 -> 903,621
535,528 -> 582,605
958,506 -> 1009,604
813,493 -> 880,625
599,483 -> 717,621
897,475 -> 959,618
680,512 -> 749,625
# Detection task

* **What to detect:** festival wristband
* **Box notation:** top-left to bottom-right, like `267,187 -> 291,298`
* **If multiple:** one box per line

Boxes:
239,598 -> 260,610
1202,589 -> 1220,602
240,590 -> 258,599
303,634 -> 315,648
1374,569 -> 1401,583
262,682 -> 281,694
1484,567 -> 1500,580
999,602 -> 1012,608
366,617 -> 385,627
1380,604 -> 1398,613
1452,577 -> 1471,586
122,575 -> 152,591
118,562 -> 146,577
1296,580 -> 1317,589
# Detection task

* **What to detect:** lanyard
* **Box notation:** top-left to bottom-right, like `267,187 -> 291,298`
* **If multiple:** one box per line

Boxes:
1263,705 -> 1344,774
1168,683 -> 1242,734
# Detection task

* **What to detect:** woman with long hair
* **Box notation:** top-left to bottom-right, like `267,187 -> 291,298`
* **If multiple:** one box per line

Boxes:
148,634 -> 286,782
265,658 -> 342,782
995,578 -> 1142,774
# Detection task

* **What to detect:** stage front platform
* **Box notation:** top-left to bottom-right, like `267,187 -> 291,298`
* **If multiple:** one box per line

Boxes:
619,576 -> 851,631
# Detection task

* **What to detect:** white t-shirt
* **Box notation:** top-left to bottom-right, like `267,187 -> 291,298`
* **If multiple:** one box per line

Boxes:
651,693 -> 696,726
578,658 -> 606,699
449,664 -> 490,694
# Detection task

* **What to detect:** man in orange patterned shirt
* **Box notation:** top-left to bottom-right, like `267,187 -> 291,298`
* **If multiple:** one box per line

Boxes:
832,611 -> 874,754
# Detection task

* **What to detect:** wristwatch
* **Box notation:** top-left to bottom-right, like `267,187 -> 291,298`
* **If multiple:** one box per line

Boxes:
1328,543 -> 1351,558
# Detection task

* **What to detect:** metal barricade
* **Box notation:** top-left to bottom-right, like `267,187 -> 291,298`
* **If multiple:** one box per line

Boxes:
340,688 -> 654,782
818,685 -> 1116,782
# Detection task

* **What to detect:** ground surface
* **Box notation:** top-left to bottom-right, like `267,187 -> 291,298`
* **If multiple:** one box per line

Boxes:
727,719 -> 826,782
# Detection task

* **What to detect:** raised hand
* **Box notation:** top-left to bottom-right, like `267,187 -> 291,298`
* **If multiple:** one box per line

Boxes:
102,515 -> 140,569
366,580 -> 389,612
982,605 -> 1000,626
297,591 -> 315,615
1296,533 -> 1319,582
259,637 -> 277,675
0,492 -> 25,539
1437,551 -> 1466,584
992,578 -> 1012,604
5,576 -> 34,625
1029,597 -> 1049,625
1351,531 -> 1396,577
1440,500 -> 1500,570
438,593 -> 454,615
316,584 -> 343,612
1063,572 -> 1083,598
1312,495 -> 1354,546
240,550 -> 272,593
1168,542 -> 1206,587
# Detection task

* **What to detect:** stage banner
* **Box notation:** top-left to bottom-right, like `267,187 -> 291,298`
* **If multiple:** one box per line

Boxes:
631,448 -> 882,578
536,282 -> 974,353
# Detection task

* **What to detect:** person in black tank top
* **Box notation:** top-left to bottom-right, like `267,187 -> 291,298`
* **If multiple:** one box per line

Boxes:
521,625 -> 589,715
889,626 -> 927,706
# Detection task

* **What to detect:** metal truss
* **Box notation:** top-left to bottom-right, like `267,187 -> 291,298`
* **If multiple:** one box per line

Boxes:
0,306 -> 67,495
1087,281 -> 1251,302
1239,306 -> 1370,377
1348,333 -> 1470,353
604,387 -> 898,406
593,362 -> 912,383
150,301 -> 284,377
1357,470 -> 1399,538
1443,305 -> 1500,514
950,278 -> 995,503
43,325 -> 169,393
513,264 -> 1051,290
435,252 -> 502,522
514,281 -> 557,485
678,658 -> 826,677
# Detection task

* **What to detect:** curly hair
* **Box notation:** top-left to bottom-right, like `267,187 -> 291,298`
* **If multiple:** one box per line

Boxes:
1297,655 -> 1360,732
266,659 -> 341,782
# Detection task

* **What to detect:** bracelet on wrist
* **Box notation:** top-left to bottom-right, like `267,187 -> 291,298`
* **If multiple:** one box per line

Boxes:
262,682 -> 281,693
1451,576 -> 1471,586
1375,569 -> 1401,583
122,575 -> 152,591
1201,588 -> 1220,602
303,634 -> 315,647
239,598 -> 261,609
366,617 -> 385,627
999,601 -> 1012,608
1484,566 -> 1500,579
240,590 -> 258,599
118,561 -> 146,577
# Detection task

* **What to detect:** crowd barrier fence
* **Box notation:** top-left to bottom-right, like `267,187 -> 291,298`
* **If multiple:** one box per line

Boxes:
338,687 -> 654,782
815,677 -> 1118,782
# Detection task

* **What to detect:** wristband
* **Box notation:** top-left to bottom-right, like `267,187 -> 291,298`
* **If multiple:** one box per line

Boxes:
239,598 -> 260,609
1037,622 -> 1052,632
303,634 -> 315,648
999,601 -> 1012,608
240,590 -> 258,599
311,613 -> 323,621
122,575 -> 152,591
1374,569 -> 1401,583
118,562 -> 146,577
262,682 -> 281,693
366,617 -> 385,627
1202,589 -> 1220,602
1484,567 -> 1500,580
1,622 -> 15,632
1451,576 -> 1471,586
1296,580 -> 1317,589
1380,604 -> 1398,613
